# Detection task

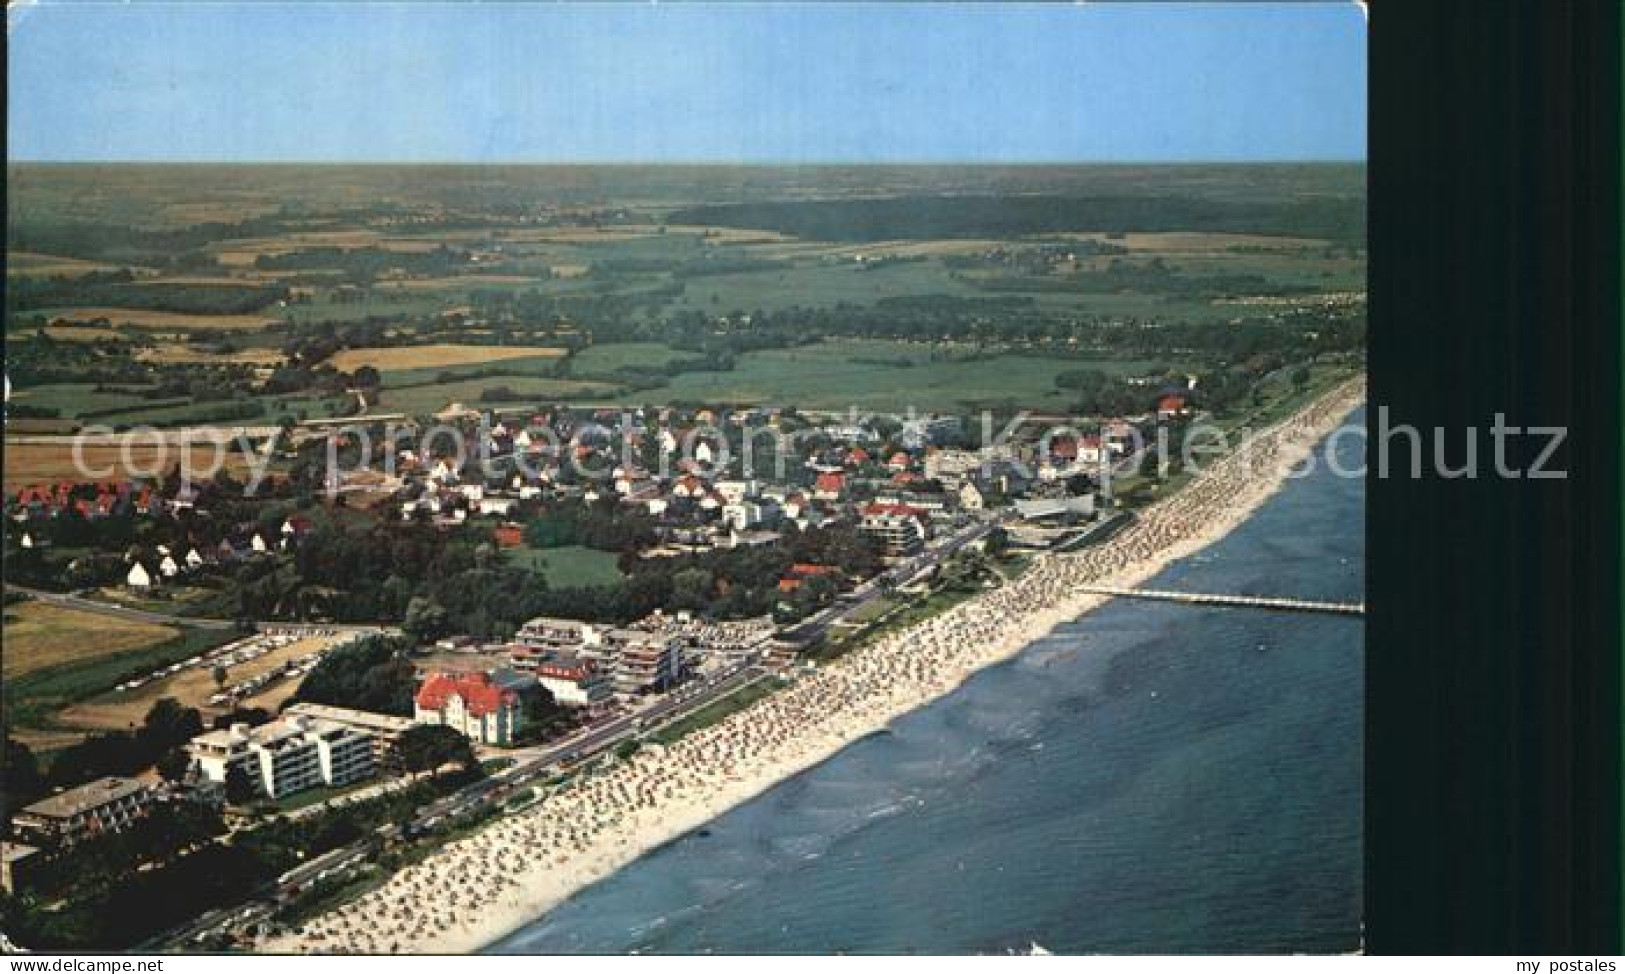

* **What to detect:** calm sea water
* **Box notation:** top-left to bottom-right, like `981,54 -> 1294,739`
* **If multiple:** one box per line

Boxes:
493,414 -> 1365,955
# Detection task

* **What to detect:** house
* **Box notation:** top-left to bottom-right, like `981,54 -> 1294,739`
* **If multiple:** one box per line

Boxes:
414,672 -> 524,745
492,524 -> 524,548
477,497 -> 519,518
12,777 -> 155,847
126,562 -> 154,590
959,481 -> 986,511
1156,394 -> 1190,419
813,472 -> 846,501
159,554 -> 181,578
189,716 -> 376,800
184,548 -> 206,569
250,533 -> 270,555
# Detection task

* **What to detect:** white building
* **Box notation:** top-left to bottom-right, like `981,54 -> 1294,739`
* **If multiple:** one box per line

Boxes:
125,562 -> 153,589
188,716 -> 376,801
508,648 -> 612,707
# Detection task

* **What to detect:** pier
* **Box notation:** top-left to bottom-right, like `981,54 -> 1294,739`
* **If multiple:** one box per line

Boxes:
1073,585 -> 1365,617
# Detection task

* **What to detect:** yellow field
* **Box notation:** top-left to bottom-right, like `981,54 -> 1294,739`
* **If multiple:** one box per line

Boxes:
1,601 -> 178,680
40,325 -> 128,342
324,343 -> 566,372
6,251 -> 125,278
60,633 -> 338,732
46,308 -> 282,331
2,442 -> 254,492
1035,231 -> 1330,253
160,201 -> 278,225
373,275 -> 540,290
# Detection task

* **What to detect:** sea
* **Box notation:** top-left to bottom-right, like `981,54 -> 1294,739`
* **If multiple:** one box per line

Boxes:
491,412 -> 1365,955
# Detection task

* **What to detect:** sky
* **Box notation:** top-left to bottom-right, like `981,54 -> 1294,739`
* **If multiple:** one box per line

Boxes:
7,1 -> 1366,164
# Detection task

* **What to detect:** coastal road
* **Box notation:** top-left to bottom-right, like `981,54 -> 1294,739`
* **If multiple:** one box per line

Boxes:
788,513 -> 1002,647
159,657 -> 776,949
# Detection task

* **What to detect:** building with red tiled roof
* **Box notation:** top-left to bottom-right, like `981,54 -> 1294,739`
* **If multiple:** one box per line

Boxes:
413,672 -> 524,745
1156,394 -> 1190,418
813,472 -> 846,500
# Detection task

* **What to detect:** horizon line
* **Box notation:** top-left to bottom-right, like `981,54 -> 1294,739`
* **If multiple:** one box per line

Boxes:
6,157 -> 1367,168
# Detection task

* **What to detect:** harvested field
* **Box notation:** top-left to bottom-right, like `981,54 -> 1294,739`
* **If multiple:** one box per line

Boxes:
2,442 -> 255,492
372,275 -> 541,290
324,344 -> 566,372
6,251 -> 125,277
39,325 -> 129,342
1,602 -> 179,681
137,345 -> 287,366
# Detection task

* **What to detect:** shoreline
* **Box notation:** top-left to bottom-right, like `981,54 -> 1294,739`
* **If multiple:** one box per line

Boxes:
266,376 -> 1367,955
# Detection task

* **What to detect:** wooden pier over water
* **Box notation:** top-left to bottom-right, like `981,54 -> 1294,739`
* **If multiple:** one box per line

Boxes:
1075,585 -> 1366,617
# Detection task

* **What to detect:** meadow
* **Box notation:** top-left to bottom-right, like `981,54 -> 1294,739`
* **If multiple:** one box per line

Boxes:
1,601 -> 178,681
506,544 -> 625,588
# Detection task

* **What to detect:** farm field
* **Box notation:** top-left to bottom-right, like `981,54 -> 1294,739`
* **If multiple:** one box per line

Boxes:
0,601 -> 178,681
649,342 -> 1162,412
507,544 -> 625,588
2,441 -> 256,491
570,342 -> 690,373
7,383 -> 166,418
379,376 -> 622,416
326,343 -> 566,374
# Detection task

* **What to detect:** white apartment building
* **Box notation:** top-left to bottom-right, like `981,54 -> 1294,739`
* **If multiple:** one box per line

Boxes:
188,716 -> 376,800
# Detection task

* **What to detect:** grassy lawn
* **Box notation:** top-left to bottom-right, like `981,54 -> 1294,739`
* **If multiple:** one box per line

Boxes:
506,544 -> 625,588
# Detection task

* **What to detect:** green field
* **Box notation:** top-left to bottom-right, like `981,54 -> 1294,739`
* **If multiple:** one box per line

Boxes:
8,383 -> 165,418
505,544 -> 626,588
570,342 -> 689,373
379,376 -> 623,415
646,340 -> 1161,412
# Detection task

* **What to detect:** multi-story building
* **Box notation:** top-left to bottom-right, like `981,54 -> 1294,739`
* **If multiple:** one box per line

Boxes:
414,671 -> 525,745
613,634 -> 683,695
859,504 -> 929,560
12,777 -> 155,846
515,616 -> 609,658
188,716 -> 376,800
281,702 -> 417,770
508,647 -> 613,707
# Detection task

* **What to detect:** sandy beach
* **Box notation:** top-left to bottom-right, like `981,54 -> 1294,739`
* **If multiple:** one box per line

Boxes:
265,376 -> 1367,954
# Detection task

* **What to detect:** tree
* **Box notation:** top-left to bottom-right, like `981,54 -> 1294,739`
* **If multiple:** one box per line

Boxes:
223,765 -> 257,806
155,746 -> 192,783
3,739 -> 47,814
397,725 -> 477,779
139,698 -> 204,755
212,664 -> 230,692
401,597 -> 450,645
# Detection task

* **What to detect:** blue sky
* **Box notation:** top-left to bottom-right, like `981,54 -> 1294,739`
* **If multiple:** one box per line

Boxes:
7,2 -> 1366,163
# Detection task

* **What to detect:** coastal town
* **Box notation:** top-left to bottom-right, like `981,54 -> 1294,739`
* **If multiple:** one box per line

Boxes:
0,369 -> 1362,950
